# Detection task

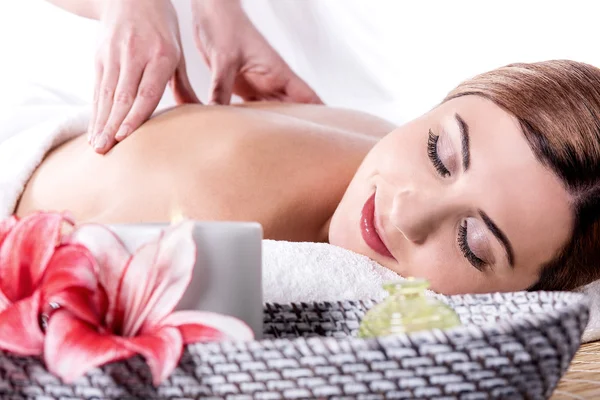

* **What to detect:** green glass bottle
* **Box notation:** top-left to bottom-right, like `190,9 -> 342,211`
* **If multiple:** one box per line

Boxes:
358,278 -> 462,338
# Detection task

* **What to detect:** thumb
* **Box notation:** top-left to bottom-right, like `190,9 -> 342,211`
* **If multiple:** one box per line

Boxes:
284,73 -> 323,105
171,55 -> 201,105
208,58 -> 238,105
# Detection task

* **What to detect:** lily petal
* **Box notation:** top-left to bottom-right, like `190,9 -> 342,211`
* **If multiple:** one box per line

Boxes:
0,215 -> 18,246
42,244 -> 98,295
44,287 -> 106,327
0,290 -> 10,313
44,310 -> 133,383
113,241 -> 160,336
117,326 -> 183,386
0,291 -> 44,355
120,221 -> 195,336
68,224 -> 130,328
39,244 -> 102,325
160,310 -> 254,343
0,216 -> 20,311
0,212 -> 69,301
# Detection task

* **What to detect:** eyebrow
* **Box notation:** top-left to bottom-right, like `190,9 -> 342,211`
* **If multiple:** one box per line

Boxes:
454,113 -> 470,171
478,210 -> 515,267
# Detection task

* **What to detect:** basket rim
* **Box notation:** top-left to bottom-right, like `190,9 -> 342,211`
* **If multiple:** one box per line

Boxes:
193,290 -> 591,349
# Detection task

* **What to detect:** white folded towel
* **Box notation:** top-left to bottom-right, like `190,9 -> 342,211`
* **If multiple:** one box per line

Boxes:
263,240 -> 600,343
262,240 -> 404,304
0,106 -> 88,217
578,280 -> 600,343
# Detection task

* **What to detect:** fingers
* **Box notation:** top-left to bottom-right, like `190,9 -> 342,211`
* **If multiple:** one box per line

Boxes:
91,57 -> 171,154
89,64 -> 119,150
111,60 -> 172,144
171,54 -> 201,105
284,74 -> 324,105
87,0 -> 187,153
88,64 -> 104,143
207,56 -> 238,105
96,59 -> 144,152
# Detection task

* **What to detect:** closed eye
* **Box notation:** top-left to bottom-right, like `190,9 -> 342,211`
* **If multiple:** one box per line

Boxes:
458,221 -> 486,271
427,129 -> 451,177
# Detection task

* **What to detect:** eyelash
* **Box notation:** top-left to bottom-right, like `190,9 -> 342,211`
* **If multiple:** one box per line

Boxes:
427,130 -> 451,177
458,221 -> 486,271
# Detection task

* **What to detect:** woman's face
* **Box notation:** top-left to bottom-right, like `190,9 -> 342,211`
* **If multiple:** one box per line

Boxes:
329,95 -> 573,294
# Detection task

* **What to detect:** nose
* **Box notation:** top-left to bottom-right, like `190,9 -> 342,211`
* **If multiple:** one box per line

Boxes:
389,185 -> 449,244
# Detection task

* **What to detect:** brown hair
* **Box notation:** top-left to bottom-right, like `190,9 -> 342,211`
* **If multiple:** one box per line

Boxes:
444,60 -> 600,291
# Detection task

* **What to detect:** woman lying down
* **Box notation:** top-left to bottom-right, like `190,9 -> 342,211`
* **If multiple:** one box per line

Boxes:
16,60 -> 600,295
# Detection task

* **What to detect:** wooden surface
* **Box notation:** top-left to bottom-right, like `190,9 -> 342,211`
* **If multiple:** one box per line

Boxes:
551,342 -> 600,399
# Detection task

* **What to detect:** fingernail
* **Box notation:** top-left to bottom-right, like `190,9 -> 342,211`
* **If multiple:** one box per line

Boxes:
94,134 -> 108,150
115,126 -> 129,141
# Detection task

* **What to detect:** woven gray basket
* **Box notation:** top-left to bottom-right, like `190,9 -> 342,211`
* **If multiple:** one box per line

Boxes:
0,291 -> 588,400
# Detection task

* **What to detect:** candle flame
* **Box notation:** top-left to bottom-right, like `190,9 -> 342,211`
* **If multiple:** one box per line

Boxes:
170,207 -> 185,224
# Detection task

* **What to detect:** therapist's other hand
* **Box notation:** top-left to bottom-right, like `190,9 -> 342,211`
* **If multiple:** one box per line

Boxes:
191,1 -> 322,105
90,0 -> 200,154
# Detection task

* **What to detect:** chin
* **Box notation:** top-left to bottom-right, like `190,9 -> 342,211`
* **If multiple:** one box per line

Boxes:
327,210 -> 348,245
328,225 -> 360,256
328,228 -> 352,251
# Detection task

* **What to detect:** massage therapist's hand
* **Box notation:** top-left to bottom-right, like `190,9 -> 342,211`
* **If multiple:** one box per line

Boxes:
191,0 -> 322,105
89,0 -> 200,154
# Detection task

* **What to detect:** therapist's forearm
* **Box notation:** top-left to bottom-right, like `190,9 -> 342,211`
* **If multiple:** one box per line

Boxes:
44,0 -> 106,19
44,0 -> 155,20
193,0 -> 243,15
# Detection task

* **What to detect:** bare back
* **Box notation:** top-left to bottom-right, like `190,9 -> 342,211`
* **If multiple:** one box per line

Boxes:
16,103 -> 394,241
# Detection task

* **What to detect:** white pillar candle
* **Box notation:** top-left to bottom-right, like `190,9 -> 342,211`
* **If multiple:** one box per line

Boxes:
109,221 -> 263,339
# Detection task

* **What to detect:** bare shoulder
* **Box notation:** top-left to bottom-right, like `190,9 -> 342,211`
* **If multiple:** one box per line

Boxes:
233,102 -> 396,138
137,103 -> 381,167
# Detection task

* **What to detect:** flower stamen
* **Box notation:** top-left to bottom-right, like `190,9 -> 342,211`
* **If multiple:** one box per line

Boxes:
39,302 -> 62,333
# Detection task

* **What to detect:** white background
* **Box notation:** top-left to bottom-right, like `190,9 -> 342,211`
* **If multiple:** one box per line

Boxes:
1,0 -> 599,124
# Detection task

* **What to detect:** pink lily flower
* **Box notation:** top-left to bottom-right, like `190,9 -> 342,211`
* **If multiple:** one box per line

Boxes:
44,220 -> 254,385
0,212 -> 91,356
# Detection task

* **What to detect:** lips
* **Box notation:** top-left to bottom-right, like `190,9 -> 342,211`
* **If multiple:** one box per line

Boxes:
360,193 -> 395,259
